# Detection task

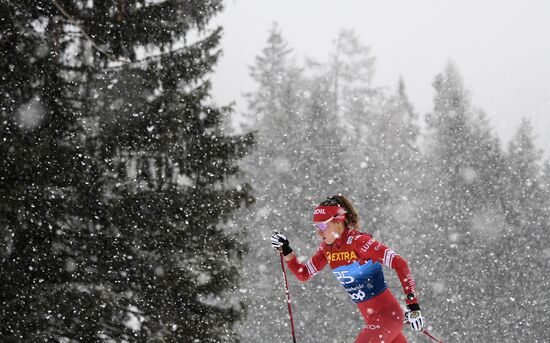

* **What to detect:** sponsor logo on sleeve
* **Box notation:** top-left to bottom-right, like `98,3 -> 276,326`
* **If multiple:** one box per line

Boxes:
359,237 -> 376,253
406,273 -> 416,291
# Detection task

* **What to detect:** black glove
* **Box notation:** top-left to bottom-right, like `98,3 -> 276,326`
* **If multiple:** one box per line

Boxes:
270,231 -> 293,256
405,303 -> 424,331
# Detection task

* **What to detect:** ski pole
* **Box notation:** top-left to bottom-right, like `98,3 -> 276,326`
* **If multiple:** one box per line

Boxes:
420,328 -> 443,343
404,318 -> 443,342
278,250 -> 297,343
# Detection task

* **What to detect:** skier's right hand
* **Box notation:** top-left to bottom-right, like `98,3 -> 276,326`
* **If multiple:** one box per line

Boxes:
271,231 -> 293,256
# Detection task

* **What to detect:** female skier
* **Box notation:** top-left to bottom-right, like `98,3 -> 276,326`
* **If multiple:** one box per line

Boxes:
271,195 -> 425,343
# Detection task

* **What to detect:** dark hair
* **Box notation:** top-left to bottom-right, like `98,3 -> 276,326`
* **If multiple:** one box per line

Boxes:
320,194 -> 359,229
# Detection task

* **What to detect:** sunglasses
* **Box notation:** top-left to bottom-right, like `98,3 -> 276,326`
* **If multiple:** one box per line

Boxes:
313,216 -> 335,232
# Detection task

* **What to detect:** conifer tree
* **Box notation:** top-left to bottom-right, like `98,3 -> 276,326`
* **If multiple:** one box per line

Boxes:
1,1 -> 252,341
235,25 -> 306,343
237,27 -> 354,343
321,31 -> 406,232
504,119 -> 545,230
422,63 -> 505,240
0,2 -> 114,340
496,119 -> 549,341
419,63 -> 509,341
364,78 -> 421,235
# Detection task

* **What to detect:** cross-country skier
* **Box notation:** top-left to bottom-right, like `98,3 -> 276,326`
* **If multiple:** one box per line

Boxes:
271,195 -> 425,343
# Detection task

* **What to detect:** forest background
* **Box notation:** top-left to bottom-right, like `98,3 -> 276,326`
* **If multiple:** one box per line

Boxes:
1,1 -> 548,342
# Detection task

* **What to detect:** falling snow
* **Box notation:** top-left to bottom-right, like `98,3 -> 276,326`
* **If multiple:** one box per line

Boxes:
1,1 -> 549,343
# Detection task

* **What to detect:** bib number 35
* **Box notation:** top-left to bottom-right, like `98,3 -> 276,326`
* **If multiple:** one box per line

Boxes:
333,270 -> 355,285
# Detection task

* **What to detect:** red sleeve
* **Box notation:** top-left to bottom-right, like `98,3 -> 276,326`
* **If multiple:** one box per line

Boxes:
286,247 -> 328,282
354,234 -> 418,305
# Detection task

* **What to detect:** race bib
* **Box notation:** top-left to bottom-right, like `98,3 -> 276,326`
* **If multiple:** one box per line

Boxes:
332,260 -> 386,303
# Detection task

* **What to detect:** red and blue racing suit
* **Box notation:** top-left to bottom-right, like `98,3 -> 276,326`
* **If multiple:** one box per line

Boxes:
286,228 -> 418,343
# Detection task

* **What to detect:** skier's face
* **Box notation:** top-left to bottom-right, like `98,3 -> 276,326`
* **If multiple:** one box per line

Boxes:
316,221 -> 343,244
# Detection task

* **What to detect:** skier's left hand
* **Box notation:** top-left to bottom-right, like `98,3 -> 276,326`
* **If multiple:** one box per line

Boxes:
405,304 -> 424,331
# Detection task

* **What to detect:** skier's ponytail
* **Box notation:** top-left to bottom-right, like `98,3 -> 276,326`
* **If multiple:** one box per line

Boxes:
320,195 -> 359,230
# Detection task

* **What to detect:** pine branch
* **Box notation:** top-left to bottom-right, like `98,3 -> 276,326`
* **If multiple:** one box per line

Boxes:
49,0 -> 131,64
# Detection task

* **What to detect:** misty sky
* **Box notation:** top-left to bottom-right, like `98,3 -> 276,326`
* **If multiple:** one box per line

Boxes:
210,0 -> 550,157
